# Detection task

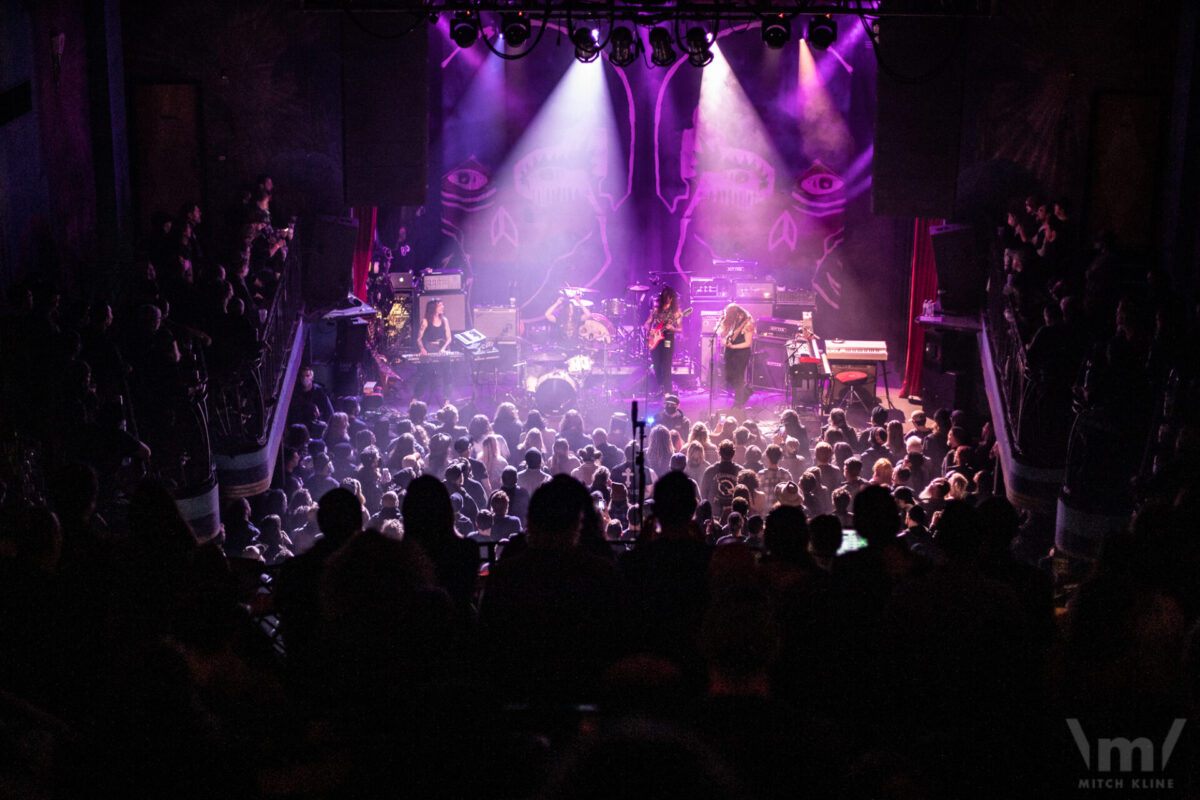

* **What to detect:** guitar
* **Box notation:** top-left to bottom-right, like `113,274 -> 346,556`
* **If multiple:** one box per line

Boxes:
647,307 -> 692,351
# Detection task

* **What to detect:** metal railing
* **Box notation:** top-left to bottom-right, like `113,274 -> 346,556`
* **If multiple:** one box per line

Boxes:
207,247 -> 303,454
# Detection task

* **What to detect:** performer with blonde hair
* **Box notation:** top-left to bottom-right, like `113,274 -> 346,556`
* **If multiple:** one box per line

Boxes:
718,302 -> 754,405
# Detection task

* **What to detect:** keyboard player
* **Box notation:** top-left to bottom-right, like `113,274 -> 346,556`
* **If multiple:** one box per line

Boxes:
785,329 -> 828,407
413,298 -> 453,403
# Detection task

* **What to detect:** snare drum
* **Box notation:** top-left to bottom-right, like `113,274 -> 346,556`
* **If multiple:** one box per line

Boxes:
534,370 -> 578,412
603,298 -> 626,319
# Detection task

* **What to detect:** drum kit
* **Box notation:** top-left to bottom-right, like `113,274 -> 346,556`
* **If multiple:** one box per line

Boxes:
518,283 -> 655,412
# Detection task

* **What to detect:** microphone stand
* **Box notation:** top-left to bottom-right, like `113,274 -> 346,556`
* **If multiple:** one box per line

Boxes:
631,400 -> 647,525
708,313 -> 726,421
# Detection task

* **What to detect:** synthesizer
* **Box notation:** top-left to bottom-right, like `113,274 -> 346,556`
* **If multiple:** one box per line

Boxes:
397,351 -> 466,365
824,340 -> 888,362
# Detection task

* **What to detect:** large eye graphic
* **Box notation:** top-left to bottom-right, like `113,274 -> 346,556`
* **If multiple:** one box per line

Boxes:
800,172 -> 844,196
447,167 -> 489,191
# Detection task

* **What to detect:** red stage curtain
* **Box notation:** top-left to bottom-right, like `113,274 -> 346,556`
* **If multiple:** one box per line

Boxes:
899,218 -> 941,398
350,206 -> 377,301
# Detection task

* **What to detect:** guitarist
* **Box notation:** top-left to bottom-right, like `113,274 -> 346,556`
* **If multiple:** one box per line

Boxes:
717,303 -> 755,405
645,286 -> 683,397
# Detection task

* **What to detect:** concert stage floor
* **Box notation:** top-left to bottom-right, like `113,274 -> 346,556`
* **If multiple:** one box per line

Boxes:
374,355 -> 919,446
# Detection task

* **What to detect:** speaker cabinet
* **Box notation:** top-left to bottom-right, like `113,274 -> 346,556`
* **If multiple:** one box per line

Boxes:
751,340 -> 788,391
416,291 -> 470,333
309,319 -> 337,364
304,215 -> 357,312
331,361 -> 363,399
335,318 -> 369,363
741,301 -> 775,323
700,335 -> 724,388
473,305 -> 519,342
921,367 -> 972,413
923,328 -> 975,372
930,223 -> 985,314
872,12 -> 965,218
341,14 -> 428,206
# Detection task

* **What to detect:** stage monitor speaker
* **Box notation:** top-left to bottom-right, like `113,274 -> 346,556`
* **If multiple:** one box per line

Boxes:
930,223 -> 985,314
751,340 -> 788,391
335,318 -> 369,363
304,215 -> 357,312
473,305 -> 519,342
871,12 -> 964,218
416,291 -> 470,333
341,14 -> 427,206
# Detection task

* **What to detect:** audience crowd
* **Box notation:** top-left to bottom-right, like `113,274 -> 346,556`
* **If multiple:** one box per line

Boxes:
1,186 -> 1198,797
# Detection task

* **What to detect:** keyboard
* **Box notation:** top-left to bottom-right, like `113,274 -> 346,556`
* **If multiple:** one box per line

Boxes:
397,351 -> 466,364
825,340 -> 888,362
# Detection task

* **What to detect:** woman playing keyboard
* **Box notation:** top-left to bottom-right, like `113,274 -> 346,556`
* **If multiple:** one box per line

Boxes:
413,298 -> 452,403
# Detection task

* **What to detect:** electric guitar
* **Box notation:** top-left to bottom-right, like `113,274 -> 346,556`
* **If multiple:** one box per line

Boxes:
647,307 -> 692,351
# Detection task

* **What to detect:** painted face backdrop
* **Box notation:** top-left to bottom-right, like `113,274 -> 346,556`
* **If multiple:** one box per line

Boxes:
434,20 -> 876,328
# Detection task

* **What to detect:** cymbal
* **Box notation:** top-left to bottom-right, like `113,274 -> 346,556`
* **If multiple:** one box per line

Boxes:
578,299 -> 595,308
563,286 -> 600,296
627,284 -> 650,293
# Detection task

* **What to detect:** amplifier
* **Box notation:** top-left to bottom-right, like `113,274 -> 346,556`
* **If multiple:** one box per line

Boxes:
775,289 -> 817,306
755,316 -> 804,340
733,280 -> 776,302
422,269 -> 463,292
691,277 -> 731,300
751,340 -> 788,391
473,305 -> 520,342
700,310 -> 724,334
740,300 -> 775,323
417,291 -> 470,331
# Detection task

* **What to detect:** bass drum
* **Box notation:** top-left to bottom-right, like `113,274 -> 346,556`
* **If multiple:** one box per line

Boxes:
579,314 -> 617,344
534,370 -> 578,413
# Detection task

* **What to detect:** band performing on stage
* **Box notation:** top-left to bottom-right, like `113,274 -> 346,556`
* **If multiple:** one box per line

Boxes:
361,264 -> 890,416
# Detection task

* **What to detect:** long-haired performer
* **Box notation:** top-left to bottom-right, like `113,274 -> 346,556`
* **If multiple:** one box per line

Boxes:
645,286 -> 683,397
412,298 -> 452,402
718,302 -> 754,405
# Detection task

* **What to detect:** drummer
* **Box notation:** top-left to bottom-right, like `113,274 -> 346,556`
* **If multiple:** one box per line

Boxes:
544,287 -> 592,343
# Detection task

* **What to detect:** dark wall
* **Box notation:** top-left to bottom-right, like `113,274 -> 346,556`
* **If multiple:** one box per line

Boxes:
121,0 -> 347,245
0,0 -> 105,296
957,0 -> 1182,250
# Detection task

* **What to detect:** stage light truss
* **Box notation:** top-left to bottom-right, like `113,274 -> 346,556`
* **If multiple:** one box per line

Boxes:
303,1 -> 992,63
299,1 -> 994,22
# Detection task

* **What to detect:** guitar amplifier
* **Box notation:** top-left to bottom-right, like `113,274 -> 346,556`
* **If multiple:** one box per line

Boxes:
733,281 -> 776,302
473,305 -> 520,342
422,270 -> 464,292
755,316 -> 803,340
691,277 -> 731,301
700,310 -> 724,334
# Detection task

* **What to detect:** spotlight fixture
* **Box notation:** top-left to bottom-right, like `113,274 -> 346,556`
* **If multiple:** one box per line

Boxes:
500,11 -> 531,46
684,26 -> 713,68
572,26 -> 600,63
449,11 -> 478,48
609,26 -> 638,67
762,14 -> 790,49
648,26 -> 676,67
806,14 -> 837,50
